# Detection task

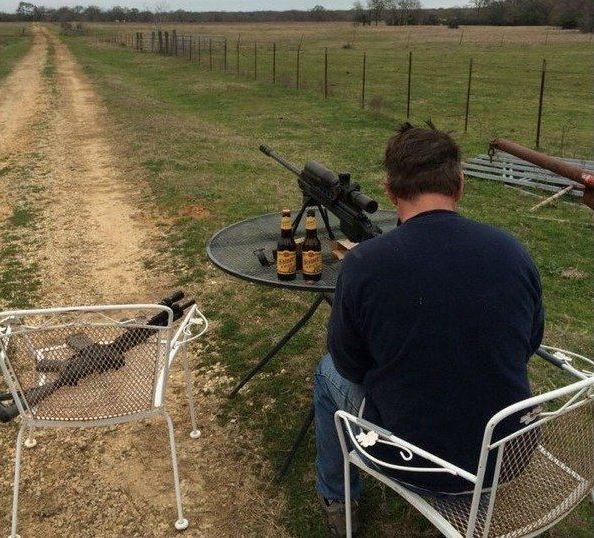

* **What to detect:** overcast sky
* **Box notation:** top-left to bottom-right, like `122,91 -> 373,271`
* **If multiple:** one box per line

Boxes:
1,1 -> 466,13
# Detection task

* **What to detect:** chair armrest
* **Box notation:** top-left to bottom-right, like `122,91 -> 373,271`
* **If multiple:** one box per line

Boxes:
170,304 -> 208,351
334,410 -> 477,483
537,345 -> 593,380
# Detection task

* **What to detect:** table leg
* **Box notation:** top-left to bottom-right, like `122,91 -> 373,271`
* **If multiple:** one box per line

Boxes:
229,294 -> 331,397
276,405 -> 315,481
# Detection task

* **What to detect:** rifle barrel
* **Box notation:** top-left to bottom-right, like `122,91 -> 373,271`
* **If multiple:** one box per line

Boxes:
259,145 -> 302,176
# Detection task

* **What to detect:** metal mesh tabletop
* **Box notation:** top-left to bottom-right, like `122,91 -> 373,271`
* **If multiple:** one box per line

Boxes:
207,210 -> 397,292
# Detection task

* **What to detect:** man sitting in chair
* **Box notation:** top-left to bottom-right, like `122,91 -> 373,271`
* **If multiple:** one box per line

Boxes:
314,124 -> 544,537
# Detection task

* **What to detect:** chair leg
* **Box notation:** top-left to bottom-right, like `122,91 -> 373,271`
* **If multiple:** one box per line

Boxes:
181,348 -> 200,439
24,426 -> 36,448
163,412 -> 189,531
344,457 -> 352,538
10,426 -> 25,538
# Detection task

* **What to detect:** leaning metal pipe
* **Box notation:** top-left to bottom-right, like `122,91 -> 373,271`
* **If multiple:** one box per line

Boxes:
489,138 -> 594,209
489,138 -> 594,187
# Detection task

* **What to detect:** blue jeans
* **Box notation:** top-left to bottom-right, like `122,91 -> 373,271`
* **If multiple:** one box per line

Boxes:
314,354 -> 365,501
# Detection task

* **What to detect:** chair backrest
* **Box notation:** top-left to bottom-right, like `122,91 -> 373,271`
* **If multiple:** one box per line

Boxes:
336,374 -> 594,538
467,376 -> 594,537
0,305 -> 175,426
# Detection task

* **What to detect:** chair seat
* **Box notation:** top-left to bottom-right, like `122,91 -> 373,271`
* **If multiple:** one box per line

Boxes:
349,442 -> 593,538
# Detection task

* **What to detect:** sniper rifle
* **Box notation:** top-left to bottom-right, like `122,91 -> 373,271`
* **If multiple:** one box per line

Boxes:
259,145 -> 382,243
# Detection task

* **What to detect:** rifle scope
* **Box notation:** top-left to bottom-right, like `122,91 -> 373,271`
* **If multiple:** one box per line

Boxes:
303,162 -> 378,214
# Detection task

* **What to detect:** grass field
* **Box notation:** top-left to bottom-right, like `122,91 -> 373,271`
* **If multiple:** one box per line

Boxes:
0,23 -> 30,79
91,22 -> 594,159
2,21 -> 594,537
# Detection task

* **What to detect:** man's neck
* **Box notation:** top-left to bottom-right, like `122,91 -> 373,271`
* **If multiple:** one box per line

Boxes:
397,193 -> 457,223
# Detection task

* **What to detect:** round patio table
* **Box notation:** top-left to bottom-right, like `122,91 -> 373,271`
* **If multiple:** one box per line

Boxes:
207,209 -> 397,292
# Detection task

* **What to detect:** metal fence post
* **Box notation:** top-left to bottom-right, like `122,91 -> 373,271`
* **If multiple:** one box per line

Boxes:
237,38 -> 240,73
209,38 -> 213,71
361,52 -> 367,109
296,47 -> 300,89
464,58 -> 473,133
273,42 -> 276,84
198,37 -> 201,65
224,39 -> 228,71
536,59 -> 547,149
254,42 -> 258,80
407,51 -> 412,119
324,48 -> 328,98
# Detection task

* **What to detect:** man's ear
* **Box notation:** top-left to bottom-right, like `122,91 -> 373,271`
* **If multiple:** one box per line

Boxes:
384,180 -> 399,206
455,173 -> 465,202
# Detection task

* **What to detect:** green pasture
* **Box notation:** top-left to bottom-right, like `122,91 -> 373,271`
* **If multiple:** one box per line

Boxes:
0,22 -> 592,536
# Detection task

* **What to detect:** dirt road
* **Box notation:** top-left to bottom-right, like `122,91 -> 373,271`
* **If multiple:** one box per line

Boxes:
0,26 -> 288,538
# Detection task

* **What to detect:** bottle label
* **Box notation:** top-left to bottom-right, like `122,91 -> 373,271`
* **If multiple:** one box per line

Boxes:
281,216 -> 292,230
277,250 -> 297,274
302,250 -> 322,275
305,216 -> 316,230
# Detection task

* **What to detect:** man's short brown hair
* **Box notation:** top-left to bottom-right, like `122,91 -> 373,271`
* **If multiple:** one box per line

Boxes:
383,123 -> 462,200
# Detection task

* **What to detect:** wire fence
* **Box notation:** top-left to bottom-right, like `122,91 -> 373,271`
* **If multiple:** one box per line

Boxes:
94,29 -> 593,158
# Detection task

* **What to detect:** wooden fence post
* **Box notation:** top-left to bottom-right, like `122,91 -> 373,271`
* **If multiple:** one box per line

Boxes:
164,31 -> 169,55
151,31 -> 155,52
189,37 -> 192,62
464,58 -> 473,133
173,30 -> 177,56
536,59 -> 547,149
158,31 -> 163,54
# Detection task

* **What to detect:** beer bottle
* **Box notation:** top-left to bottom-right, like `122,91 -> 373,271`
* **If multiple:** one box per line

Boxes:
276,208 -> 297,281
302,209 -> 322,281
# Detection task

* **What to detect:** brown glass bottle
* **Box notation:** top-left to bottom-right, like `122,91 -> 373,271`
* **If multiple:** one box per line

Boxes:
302,209 -> 322,281
276,209 -> 297,281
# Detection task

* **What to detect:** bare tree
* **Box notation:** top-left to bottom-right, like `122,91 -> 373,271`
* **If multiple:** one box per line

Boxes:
367,0 -> 385,26
469,0 -> 492,16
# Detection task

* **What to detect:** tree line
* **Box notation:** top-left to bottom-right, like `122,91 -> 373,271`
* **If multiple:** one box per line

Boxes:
1,1 -> 591,32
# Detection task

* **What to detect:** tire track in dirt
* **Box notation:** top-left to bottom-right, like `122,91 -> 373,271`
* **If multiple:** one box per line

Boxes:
0,27 -> 47,222
0,29 -> 47,159
37,28 -> 158,305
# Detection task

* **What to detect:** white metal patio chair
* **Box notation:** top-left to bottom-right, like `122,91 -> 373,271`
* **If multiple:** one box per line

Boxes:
335,347 -> 594,538
0,301 -> 208,538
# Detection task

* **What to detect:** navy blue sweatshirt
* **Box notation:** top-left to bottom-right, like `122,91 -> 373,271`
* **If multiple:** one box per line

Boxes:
328,210 -> 544,493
